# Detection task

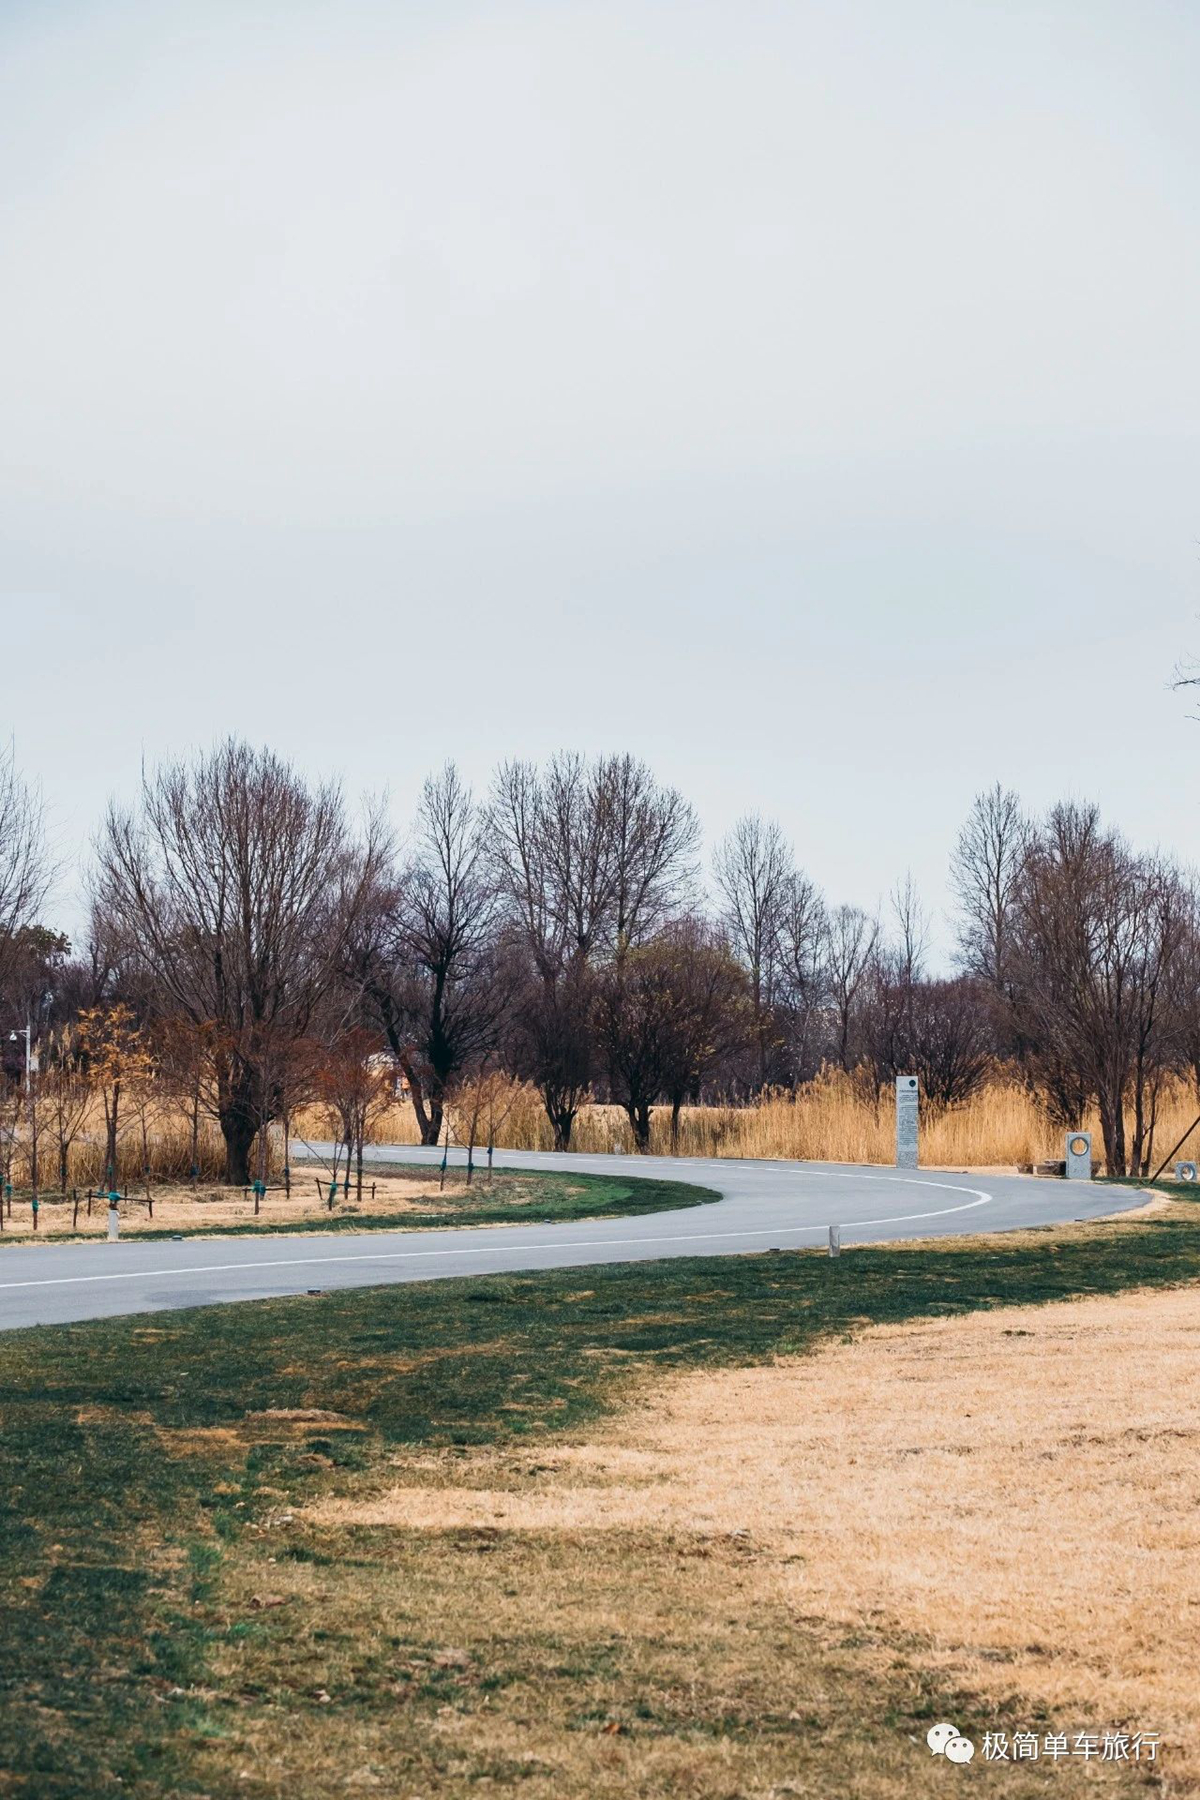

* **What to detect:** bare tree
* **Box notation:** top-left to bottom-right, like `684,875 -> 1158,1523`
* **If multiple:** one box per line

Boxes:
95,738 -> 386,1184
356,764 -> 504,1146
490,753 -> 696,1147
502,956 -> 596,1153
886,975 -> 993,1111
823,903 -> 879,1072
447,1065 -> 528,1182
597,921 -> 752,1152
950,784 -> 1028,990
0,1082 -> 21,1219
76,1002 -> 154,1185
492,753 -> 698,969
1009,803 -> 1185,1175
41,1033 -> 92,1193
596,939 -> 675,1152
0,746 -> 52,990
314,1027 -> 393,1203
654,920 -> 750,1147
775,869 -> 826,1083
1122,859 -> 1189,1176
713,815 -> 793,1089
606,754 -> 701,949
890,872 -> 929,988
449,1067 -> 528,1181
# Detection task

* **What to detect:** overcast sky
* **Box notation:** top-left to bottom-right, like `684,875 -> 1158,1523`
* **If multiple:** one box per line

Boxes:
2,0 -> 1198,959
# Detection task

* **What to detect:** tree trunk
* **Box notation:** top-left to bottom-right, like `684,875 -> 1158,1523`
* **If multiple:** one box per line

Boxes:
549,1105 -> 575,1151
401,1063 -> 440,1146
218,1099 -> 258,1186
1098,1090 -> 1126,1179
189,1080 -> 200,1180
623,1096 -> 652,1152
670,1095 -> 683,1153
105,1080 -> 120,1184
376,1008 -> 437,1144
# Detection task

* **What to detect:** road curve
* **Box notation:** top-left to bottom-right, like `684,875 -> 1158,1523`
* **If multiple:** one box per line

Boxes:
0,1145 -> 1143,1331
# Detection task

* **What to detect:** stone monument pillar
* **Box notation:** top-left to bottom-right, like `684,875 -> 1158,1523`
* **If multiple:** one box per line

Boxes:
896,1075 -> 919,1170
1065,1132 -> 1092,1180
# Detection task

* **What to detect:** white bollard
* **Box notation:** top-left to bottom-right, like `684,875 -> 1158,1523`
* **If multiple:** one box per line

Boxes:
828,1225 -> 841,1258
107,1202 -> 120,1242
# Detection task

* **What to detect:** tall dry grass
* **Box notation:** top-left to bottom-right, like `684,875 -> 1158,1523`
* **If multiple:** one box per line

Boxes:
17,1069 -> 1190,1188
361,1069 -> 1200,1173
0,1116 -> 239,1188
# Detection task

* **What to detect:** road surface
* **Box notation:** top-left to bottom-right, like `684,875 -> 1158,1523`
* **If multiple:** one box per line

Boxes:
0,1146 -> 1142,1331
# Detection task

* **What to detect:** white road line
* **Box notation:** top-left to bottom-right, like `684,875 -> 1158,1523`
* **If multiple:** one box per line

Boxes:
0,1183 -> 990,1293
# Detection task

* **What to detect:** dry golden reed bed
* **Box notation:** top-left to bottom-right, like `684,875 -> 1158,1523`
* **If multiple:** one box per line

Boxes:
25,1071 -> 1195,1192
361,1071 -> 1200,1173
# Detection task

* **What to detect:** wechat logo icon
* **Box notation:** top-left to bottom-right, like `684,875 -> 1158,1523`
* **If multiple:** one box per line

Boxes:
928,1722 -> 975,1764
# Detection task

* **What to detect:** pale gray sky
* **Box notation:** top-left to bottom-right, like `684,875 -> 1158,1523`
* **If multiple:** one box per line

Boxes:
2,0 -> 1198,957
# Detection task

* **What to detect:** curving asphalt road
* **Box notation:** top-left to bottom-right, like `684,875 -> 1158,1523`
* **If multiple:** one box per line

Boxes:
0,1145 -> 1143,1332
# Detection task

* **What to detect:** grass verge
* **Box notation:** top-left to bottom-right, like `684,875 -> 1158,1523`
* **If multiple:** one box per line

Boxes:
0,1168 -> 717,1245
2,1200 -> 1198,1797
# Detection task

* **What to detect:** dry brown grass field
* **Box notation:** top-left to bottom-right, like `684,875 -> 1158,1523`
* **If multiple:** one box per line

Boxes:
357,1070 -> 1200,1173
311,1281 -> 1200,1777
197,1269 -> 1198,1797
0,1169 -> 476,1239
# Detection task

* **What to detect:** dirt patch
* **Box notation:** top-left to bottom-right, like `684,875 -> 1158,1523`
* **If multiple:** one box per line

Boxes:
310,1284 -> 1200,1781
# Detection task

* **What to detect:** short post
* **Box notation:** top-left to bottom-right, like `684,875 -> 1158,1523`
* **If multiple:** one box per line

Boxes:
895,1075 -> 919,1170
828,1224 -> 841,1258
106,1191 -> 120,1241
1065,1132 -> 1092,1180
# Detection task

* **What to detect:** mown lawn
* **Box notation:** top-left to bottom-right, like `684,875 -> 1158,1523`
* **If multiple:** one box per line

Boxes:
1,1198 -> 1197,1797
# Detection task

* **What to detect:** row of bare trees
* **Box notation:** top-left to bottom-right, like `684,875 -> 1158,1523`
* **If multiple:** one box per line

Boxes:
3,739 -> 1200,1179
951,785 -> 1200,1176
